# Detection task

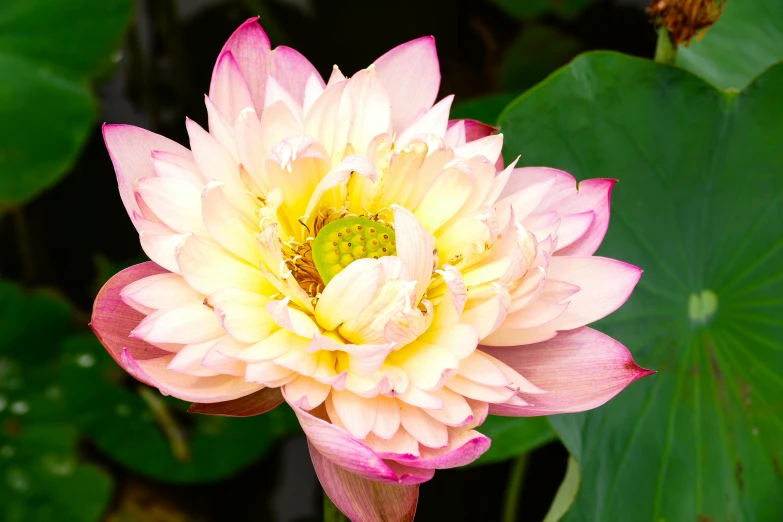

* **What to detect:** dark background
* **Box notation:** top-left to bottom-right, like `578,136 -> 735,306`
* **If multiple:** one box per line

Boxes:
0,0 -> 655,520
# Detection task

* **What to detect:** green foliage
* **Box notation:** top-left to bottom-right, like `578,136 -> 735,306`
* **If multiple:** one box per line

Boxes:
451,93 -> 518,126
62,335 -> 299,483
471,416 -> 556,466
0,282 -> 113,522
677,0 -> 783,90
0,0 -> 133,205
501,52 -> 783,521
499,25 -> 582,92
490,0 -> 596,20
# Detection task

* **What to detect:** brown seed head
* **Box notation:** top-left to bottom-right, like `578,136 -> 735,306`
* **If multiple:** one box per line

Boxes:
648,0 -> 727,47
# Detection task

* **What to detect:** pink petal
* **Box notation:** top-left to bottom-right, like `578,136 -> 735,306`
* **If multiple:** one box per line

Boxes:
209,51 -> 255,126
210,17 -> 271,112
188,387 -> 284,416
544,256 -> 642,331
449,119 -> 502,170
268,45 -> 324,104
287,391 -> 430,485
309,442 -> 420,522
291,399 -> 397,482
400,429 -> 490,469
553,178 -> 615,256
373,36 -> 440,131
103,124 -> 193,231
483,327 -> 653,416
501,168 -> 615,256
461,119 -> 499,142
91,262 -> 172,368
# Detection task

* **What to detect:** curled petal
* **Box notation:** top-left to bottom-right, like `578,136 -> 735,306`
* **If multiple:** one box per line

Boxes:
287,391 -> 409,483
309,442 -> 420,522
400,429 -> 490,469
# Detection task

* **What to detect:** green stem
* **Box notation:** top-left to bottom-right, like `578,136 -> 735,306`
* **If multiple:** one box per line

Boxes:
138,386 -> 190,462
323,490 -> 347,522
502,453 -> 529,522
654,26 -> 677,65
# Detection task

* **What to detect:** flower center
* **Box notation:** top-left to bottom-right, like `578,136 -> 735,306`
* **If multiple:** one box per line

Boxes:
312,216 -> 396,284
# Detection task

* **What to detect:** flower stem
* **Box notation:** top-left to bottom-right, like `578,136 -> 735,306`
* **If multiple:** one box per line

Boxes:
502,453 -> 529,522
323,490 -> 346,522
138,386 -> 190,462
654,26 -> 677,65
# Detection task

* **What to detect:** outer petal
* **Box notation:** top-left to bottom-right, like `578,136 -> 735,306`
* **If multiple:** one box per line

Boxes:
103,124 -> 193,231
287,392 -> 429,485
122,350 -> 263,403
483,327 -> 653,416
267,45 -> 324,104
309,443 -> 419,522
462,119 -> 499,142
188,387 -> 284,416
209,51 -> 255,127
91,262 -> 172,368
373,36 -> 440,131
210,17 -> 271,112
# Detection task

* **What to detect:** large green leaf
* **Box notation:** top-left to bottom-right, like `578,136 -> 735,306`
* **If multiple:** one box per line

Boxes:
677,0 -> 783,90
62,335 -> 299,483
501,53 -> 783,521
0,282 -> 113,522
0,0 -> 133,205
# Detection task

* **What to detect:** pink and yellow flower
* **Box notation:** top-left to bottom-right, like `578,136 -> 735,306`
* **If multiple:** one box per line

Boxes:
93,18 -> 651,521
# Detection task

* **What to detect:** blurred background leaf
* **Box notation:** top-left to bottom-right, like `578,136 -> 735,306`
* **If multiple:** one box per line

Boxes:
501,52 -> 783,521
499,24 -> 582,92
451,93 -> 518,126
0,282 -> 113,522
62,335 -> 300,483
469,416 -> 557,466
490,0 -> 598,20
677,0 -> 783,90
0,0 -> 133,205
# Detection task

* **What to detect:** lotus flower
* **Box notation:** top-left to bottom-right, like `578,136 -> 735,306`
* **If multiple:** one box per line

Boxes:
92,18 -> 652,521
